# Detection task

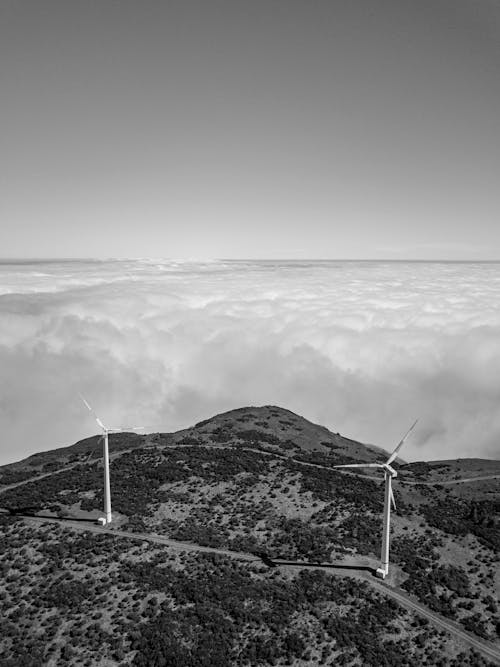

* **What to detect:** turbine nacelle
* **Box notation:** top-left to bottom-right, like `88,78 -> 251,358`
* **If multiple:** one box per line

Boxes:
334,462 -> 397,477
383,463 -> 397,478
80,394 -> 144,435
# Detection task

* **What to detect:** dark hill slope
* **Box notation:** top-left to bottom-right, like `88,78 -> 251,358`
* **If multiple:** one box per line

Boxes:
401,458 -> 500,483
170,405 -> 385,462
0,433 -> 146,487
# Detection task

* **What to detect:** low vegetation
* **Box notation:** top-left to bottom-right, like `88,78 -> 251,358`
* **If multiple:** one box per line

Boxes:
0,517 -> 493,666
0,405 -> 499,665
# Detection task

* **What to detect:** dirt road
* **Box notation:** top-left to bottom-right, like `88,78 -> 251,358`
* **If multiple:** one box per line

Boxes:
20,515 -> 500,664
2,444 -> 498,493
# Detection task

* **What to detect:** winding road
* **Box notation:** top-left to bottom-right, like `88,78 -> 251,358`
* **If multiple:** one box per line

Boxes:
2,444 -> 499,495
2,445 -> 500,663
17,514 -> 500,664
221,446 -> 500,487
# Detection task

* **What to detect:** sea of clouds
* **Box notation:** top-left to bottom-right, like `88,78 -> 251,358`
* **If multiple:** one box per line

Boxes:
1,259 -> 499,465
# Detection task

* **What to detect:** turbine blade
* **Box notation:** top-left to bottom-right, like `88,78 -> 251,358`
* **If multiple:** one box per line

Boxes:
80,393 -> 107,431
386,419 -> 419,465
390,487 -> 396,510
79,393 -> 93,412
334,463 -> 383,469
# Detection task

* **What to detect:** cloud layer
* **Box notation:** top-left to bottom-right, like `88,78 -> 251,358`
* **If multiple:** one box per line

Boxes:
1,259 -> 499,465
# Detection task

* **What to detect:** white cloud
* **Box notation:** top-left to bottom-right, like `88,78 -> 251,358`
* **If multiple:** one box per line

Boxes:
1,259 -> 499,465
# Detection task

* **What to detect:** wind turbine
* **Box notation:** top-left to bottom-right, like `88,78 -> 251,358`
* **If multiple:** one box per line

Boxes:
80,395 -> 144,525
334,419 -> 418,579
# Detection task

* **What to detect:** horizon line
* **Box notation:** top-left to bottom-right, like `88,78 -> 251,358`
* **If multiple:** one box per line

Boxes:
1,257 -> 500,264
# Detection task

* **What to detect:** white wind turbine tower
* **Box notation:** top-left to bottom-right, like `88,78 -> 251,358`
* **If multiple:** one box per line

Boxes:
335,419 -> 418,580
80,395 -> 144,525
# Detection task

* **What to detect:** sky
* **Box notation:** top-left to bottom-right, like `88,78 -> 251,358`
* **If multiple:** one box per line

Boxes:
1,259 -> 500,466
1,0 -> 499,259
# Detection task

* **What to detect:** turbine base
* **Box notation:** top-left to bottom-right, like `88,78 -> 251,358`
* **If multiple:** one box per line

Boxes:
375,567 -> 388,579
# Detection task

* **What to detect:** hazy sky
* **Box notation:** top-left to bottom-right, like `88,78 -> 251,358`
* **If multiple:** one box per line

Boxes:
1,0 -> 499,259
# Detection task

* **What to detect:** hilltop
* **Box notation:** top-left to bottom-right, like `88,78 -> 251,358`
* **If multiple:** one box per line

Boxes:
171,405 -> 386,460
0,406 -> 499,666
0,405 -> 384,476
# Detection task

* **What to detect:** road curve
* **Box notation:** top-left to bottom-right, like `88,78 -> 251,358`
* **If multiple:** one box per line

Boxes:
2,445 -> 499,493
276,561 -> 500,664
408,474 -> 500,486
0,464 -> 81,494
233,447 -> 500,487
374,581 -> 500,664
19,515 -> 500,664
0,447 -> 139,494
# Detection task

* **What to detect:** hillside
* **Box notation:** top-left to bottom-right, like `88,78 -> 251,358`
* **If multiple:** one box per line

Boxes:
0,432 -> 146,483
401,459 -> 500,487
1,406 -> 499,666
171,405 -> 386,461
0,405 -> 384,478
